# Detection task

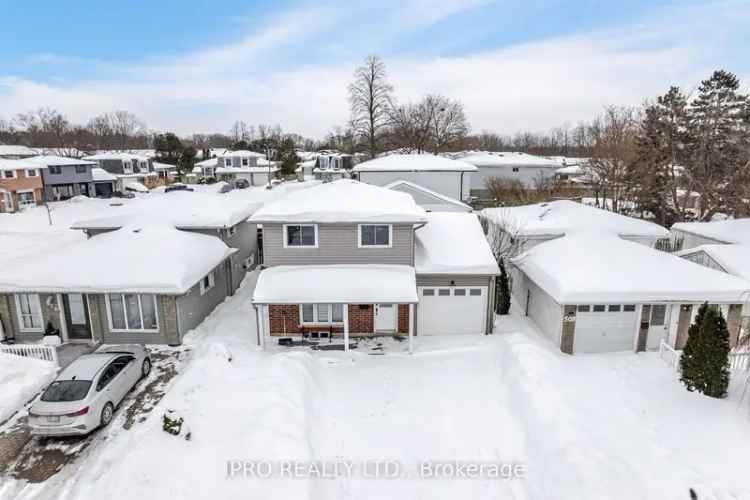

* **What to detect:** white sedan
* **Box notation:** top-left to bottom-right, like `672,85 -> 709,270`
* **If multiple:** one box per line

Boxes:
28,345 -> 151,437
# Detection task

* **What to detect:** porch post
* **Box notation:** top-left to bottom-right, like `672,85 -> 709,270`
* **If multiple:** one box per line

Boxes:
343,303 -> 350,353
408,303 -> 414,354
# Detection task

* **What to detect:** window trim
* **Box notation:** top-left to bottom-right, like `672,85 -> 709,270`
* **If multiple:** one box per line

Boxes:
357,224 -> 393,248
224,158 -> 232,167
14,293 -> 43,332
25,169 -> 38,177
105,293 -> 160,333
283,224 -> 318,248
48,165 -> 62,175
2,169 -> 17,179
299,303 -> 344,325
199,271 -> 216,296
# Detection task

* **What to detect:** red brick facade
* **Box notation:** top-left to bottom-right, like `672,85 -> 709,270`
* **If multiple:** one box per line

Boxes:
267,303 -> 409,337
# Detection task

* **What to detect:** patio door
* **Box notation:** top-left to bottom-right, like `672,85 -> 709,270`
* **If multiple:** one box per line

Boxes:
374,304 -> 397,332
63,294 -> 92,340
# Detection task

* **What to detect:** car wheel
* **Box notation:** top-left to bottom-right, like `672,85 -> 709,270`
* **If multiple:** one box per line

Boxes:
141,358 -> 152,378
100,402 -> 114,427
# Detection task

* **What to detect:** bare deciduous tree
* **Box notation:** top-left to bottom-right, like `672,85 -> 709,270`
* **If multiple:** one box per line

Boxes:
348,55 -> 393,159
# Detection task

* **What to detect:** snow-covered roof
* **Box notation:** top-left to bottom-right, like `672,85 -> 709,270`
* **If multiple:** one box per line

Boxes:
219,150 -> 265,158
215,166 -> 279,174
83,152 -> 150,162
92,167 -> 117,182
352,154 -> 477,172
415,213 -> 499,275
677,244 -> 750,281
671,219 -> 750,244
460,152 -> 562,168
196,158 -> 217,168
0,225 -> 237,295
152,161 -> 173,171
252,265 -> 419,304
555,165 -> 584,175
0,145 -> 37,157
0,159 -> 38,171
124,181 -> 149,193
481,201 -> 669,239
250,179 -> 428,223
384,180 -> 472,212
71,191 -> 260,230
513,234 -> 750,304
28,155 -> 96,167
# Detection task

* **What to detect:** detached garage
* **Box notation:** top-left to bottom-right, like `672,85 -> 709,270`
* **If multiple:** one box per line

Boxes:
510,233 -> 750,354
414,212 -> 500,336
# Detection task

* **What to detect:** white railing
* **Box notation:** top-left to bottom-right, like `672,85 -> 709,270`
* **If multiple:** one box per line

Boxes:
729,352 -> 750,372
0,344 -> 58,367
659,340 -> 680,372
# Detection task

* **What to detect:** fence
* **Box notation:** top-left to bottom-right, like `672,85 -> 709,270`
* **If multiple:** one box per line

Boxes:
658,340 -> 680,372
0,344 -> 58,367
729,352 -> 750,372
659,340 -> 750,373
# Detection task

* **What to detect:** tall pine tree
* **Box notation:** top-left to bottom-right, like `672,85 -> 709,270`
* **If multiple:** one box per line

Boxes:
679,303 -> 731,398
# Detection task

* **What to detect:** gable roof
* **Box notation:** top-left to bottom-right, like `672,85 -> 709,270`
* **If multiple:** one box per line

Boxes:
249,179 -> 427,224
671,219 -> 750,244
0,225 -> 237,295
83,152 -> 150,162
415,213 -> 499,275
29,155 -> 97,167
71,191 -> 259,230
677,244 -> 750,281
384,180 -> 472,212
353,154 -> 477,172
513,233 -> 750,304
481,201 -> 669,239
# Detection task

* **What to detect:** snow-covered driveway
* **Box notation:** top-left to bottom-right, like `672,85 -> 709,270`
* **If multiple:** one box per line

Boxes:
5,274 -> 750,500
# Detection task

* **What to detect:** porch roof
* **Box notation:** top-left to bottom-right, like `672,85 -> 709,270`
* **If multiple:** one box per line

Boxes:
252,265 -> 419,304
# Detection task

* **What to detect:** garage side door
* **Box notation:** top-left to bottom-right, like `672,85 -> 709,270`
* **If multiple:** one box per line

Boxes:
573,305 -> 638,353
418,286 -> 487,335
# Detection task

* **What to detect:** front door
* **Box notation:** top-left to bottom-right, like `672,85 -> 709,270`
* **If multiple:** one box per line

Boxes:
63,294 -> 92,340
374,304 -> 397,332
646,304 -> 671,350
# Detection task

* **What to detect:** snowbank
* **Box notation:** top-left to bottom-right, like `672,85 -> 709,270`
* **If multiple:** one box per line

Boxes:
0,352 -> 57,423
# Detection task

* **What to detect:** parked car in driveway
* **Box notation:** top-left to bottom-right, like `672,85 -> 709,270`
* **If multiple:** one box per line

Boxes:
28,346 -> 151,436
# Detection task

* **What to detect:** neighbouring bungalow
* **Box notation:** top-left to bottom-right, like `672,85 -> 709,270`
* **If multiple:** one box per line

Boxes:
250,180 -> 499,351
352,154 -> 476,204
0,158 -> 46,212
670,218 -> 750,250
70,191 -> 261,292
510,233 -> 750,354
0,225 -> 237,345
481,200 -> 670,251
459,151 -> 563,194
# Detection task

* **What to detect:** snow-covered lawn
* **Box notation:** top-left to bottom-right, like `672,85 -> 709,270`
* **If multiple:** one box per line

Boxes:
4,276 -> 749,500
0,354 -> 57,425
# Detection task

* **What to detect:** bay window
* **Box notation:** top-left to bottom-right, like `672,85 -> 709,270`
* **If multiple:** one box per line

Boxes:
300,304 -> 344,324
107,294 -> 159,331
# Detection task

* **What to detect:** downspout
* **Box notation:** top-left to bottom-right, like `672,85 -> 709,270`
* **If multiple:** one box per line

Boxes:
253,304 -> 262,347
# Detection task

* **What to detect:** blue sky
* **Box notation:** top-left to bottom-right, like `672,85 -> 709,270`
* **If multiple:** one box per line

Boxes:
1,0 -> 748,138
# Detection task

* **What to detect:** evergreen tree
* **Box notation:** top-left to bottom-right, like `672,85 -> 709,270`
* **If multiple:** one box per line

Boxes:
679,303 -> 731,398
496,258 -> 511,315
278,136 -> 298,177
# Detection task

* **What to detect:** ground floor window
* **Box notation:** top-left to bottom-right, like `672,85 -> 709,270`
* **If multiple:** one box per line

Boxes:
107,294 -> 159,331
300,303 -> 344,324
17,190 -> 36,208
15,293 -> 43,331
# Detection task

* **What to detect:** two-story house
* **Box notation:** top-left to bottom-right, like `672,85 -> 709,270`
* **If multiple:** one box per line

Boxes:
205,150 -> 280,186
0,158 -> 46,212
250,180 -> 500,351
36,156 -> 96,201
83,152 -> 157,191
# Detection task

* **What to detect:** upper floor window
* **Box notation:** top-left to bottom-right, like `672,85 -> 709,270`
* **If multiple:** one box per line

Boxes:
26,169 -> 38,177
140,161 -> 147,170
284,224 -> 317,248
359,224 -> 391,248
75,165 -> 87,174
224,158 -> 232,167
241,158 -> 249,167
49,166 -> 62,175
2,170 -> 16,179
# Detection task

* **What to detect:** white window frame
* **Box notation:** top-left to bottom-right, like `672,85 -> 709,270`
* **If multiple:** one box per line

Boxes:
14,293 -> 43,332
199,271 -> 216,295
16,189 -> 36,207
25,169 -> 38,177
2,170 -> 16,179
283,224 -> 318,248
299,304 -> 344,325
224,158 -> 232,167
358,224 -> 392,248
105,293 -> 160,333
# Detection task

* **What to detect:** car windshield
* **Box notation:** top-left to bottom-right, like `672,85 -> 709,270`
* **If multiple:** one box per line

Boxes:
41,380 -> 92,402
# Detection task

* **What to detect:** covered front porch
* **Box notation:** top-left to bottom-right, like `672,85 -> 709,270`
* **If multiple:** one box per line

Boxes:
252,265 -> 419,352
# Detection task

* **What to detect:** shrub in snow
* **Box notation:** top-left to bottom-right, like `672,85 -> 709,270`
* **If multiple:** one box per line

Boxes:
163,410 -> 184,436
496,258 -> 511,316
679,303 -> 730,398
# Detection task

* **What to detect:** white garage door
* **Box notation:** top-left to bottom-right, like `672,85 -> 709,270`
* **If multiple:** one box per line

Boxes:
573,304 -> 638,353
418,286 -> 487,335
